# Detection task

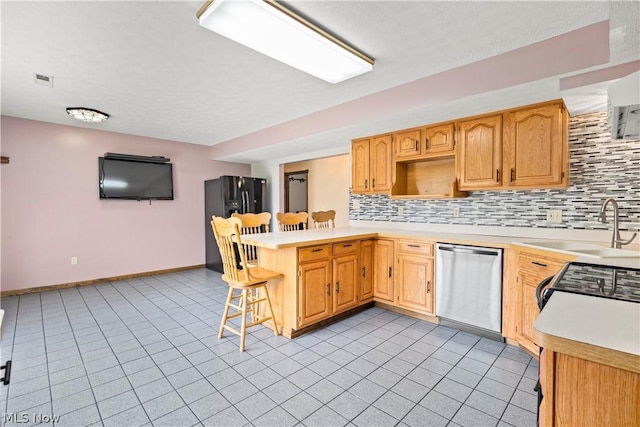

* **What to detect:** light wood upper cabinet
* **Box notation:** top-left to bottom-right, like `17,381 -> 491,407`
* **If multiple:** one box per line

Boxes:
351,138 -> 370,193
394,129 -> 422,159
373,239 -> 394,303
504,103 -> 567,188
424,123 -> 455,155
351,135 -> 392,194
457,114 -> 503,190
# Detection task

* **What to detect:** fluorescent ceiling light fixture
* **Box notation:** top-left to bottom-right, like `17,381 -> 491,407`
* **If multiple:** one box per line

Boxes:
197,0 -> 374,84
66,107 -> 109,123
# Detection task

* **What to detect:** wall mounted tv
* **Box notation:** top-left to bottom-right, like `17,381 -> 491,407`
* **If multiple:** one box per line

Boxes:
99,155 -> 173,200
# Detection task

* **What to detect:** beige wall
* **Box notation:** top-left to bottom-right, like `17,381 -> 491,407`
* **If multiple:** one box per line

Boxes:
284,154 -> 349,228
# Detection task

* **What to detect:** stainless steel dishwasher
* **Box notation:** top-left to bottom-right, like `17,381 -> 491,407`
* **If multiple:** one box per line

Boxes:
435,243 -> 503,338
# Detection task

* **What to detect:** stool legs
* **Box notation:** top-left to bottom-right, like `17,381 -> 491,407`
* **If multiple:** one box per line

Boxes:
218,287 -> 234,339
239,289 -> 248,352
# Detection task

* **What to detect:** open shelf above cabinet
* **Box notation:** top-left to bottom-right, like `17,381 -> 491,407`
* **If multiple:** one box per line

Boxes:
391,155 -> 468,199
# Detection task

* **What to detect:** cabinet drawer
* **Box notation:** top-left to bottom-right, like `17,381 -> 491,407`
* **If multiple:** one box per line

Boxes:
333,241 -> 359,256
518,253 -> 565,276
299,245 -> 330,262
398,240 -> 433,256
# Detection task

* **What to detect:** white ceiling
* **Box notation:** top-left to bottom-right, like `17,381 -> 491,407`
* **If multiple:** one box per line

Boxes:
2,1 -> 639,163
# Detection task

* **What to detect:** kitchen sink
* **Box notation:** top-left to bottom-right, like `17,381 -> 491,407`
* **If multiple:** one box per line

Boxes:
518,241 -> 639,258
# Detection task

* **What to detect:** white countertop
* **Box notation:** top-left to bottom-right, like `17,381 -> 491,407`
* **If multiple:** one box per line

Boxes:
242,226 -> 640,268
534,291 -> 640,357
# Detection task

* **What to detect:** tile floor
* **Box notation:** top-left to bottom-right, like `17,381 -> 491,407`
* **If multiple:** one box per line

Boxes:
0,269 -> 538,427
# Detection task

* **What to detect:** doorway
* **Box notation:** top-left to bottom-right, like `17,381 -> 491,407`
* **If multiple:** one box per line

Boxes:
284,170 -> 308,213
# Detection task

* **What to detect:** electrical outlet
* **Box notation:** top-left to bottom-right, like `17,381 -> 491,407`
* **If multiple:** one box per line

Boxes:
398,206 -> 404,215
71,256 -> 78,265
546,209 -> 563,223
353,200 -> 360,209
453,207 -> 460,218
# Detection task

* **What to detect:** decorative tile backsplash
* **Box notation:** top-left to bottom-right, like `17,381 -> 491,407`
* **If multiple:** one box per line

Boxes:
350,112 -> 640,232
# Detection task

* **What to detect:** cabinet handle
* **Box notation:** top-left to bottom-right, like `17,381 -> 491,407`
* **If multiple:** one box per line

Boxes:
343,244 -> 353,248
415,140 -> 418,150
372,178 -> 376,188
425,138 -> 429,149
496,169 -> 500,182
427,280 -> 431,293
388,267 -> 392,278
532,261 -> 548,267
336,281 -> 340,293
510,168 -> 515,182
312,248 -> 324,253
364,179 -> 368,188
362,267 -> 366,277
408,244 -> 420,248
327,283 -> 331,295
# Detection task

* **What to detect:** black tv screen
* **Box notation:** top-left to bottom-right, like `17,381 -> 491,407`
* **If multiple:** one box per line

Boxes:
99,157 -> 173,200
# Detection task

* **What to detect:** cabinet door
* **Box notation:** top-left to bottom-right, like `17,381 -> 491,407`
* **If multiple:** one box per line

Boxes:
333,254 -> 359,314
424,123 -> 455,155
360,240 -> 374,302
397,254 -> 434,314
457,115 -> 502,190
394,129 -> 422,159
351,138 -> 370,193
504,104 -> 565,187
373,239 -> 394,303
518,270 -> 543,347
370,135 -> 393,192
298,260 -> 332,327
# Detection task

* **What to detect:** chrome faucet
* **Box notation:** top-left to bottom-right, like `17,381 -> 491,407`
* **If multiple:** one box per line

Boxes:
598,198 -> 638,249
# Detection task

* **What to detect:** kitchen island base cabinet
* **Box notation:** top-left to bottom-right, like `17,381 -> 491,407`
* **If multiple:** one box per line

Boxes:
373,239 -> 394,303
539,349 -> 640,427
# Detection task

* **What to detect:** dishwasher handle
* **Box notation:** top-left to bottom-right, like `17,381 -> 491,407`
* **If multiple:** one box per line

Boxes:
438,245 -> 499,257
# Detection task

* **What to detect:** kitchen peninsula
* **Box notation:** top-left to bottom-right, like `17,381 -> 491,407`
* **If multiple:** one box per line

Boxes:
240,226 -> 639,344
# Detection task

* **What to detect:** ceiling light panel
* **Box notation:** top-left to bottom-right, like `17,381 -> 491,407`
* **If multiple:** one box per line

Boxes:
198,0 -> 374,84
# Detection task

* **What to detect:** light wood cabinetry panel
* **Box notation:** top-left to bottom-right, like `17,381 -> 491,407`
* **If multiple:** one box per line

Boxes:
539,350 -> 640,427
351,138 -> 370,193
298,259 -> 332,327
504,103 -> 567,188
333,253 -> 360,314
457,114 -> 503,190
370,135 -> 393,192
394,128 -> 422,159
395,240 -> 435,315
351,136 -> 392,194
373,239 -> 394,303
516,252 -> 566,354
360,240 -> 374,302
424,123 -> 455,155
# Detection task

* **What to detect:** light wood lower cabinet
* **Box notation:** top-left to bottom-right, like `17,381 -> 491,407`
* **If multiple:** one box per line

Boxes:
539,349 -> 640,427
396,240 -> 435,315
298,247 -> 332,328
515,251 -> 568,354
297,240 -> 365,329
360,240 -> 374,302
373,239 -> 394,303
333,242 -> 360,314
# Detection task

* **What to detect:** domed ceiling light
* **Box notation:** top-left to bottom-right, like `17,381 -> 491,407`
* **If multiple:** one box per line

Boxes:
66,107 -> 110,123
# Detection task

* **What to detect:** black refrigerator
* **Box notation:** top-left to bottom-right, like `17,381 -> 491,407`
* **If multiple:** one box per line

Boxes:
205,176 -> 267,272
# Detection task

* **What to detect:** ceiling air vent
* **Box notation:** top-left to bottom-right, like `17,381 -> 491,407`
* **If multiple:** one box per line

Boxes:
33,73 -> 54,87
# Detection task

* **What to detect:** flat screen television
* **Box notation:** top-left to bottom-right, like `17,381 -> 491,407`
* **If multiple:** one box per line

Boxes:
99,157 -> 174,200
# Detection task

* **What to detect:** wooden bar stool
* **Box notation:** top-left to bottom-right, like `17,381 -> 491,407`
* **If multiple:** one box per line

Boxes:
276,212 -> 308,231
231,212 -> 271,266
311,210 -> 336,229
210,216 -> 281,352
